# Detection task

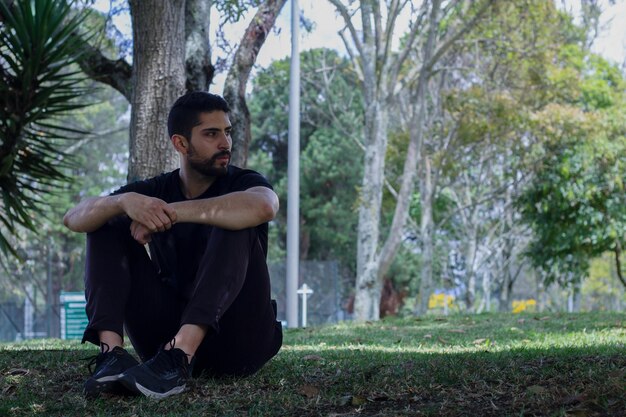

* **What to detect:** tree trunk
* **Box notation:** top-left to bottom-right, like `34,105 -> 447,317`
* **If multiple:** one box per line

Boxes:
128,0 -> 186,182
479,271 -> 491,313
464,221 -> 478,311
353,101 -> 388,321
185,0 -> 214,92
415,157 -> 434,316
535,270 -> 545,312
224,0 -> 287,167
499,265 -> 511,312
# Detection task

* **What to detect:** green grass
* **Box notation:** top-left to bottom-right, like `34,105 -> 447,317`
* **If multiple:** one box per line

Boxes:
1,312 -> 625,416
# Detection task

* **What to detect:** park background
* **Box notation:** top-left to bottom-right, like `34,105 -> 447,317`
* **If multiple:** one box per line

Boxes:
1,0 -> 626,341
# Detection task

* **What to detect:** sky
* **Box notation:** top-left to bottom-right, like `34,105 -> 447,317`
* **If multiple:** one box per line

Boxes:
94,0 -> 626,94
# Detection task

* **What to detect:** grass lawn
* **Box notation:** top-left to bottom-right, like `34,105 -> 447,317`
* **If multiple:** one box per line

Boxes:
1,312 -> 625,416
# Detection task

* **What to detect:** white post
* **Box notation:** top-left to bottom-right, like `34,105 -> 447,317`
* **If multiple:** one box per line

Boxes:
297,283 -> 314,327
286,0 -> 301,329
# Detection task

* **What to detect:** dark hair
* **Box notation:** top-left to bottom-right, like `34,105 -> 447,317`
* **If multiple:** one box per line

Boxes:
167,92 -> 230,139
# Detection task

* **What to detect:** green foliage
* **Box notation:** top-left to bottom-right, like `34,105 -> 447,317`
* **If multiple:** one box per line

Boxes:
0,86 -> 129,301
517,48 -> 626,286
215,0 -> 263,23
249,48 -> 364,273
518,104 -> 626,285
0,0 -> 92,258
583,253 -> 626,311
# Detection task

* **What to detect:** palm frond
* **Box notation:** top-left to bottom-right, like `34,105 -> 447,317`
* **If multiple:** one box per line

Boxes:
0,0 -> 93,260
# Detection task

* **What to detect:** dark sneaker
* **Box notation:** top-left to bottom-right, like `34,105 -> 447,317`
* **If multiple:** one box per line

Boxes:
84,346 -> 139,397
118,347 -> 193,399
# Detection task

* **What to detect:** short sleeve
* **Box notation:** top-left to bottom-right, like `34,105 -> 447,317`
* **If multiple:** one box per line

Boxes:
108,172 -> 174,198
228,169 -> 273,193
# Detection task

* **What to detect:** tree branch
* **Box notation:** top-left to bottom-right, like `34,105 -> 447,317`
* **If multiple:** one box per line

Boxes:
328,0 -> 364,58
223,0 -> 287,167
78,40 -> 132,101
425,0 -> 495,73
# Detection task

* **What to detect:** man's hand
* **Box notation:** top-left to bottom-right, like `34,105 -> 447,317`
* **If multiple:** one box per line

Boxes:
130,220 -> 153,245
120,193 -> 177,233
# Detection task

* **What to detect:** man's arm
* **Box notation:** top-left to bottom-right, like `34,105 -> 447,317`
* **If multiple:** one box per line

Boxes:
171,186 -> 279,229
129,187 -> 278,245
63,192 -> 177,233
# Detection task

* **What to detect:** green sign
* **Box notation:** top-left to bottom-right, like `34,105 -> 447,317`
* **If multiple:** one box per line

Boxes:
60,292 -> 88,340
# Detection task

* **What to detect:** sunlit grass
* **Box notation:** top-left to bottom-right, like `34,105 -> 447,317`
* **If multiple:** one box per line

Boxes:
1,312 -> 625,416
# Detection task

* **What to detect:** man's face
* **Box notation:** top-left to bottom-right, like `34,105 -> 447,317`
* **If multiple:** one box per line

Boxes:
186,111 -> 232,177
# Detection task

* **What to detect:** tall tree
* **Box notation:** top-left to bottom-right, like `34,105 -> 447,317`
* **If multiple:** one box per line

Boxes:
78,0 -> 286,180
328,0 -> 495,320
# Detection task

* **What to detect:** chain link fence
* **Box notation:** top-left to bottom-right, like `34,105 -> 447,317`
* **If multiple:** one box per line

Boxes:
0,260 -> 350,342
269,260 -> 350,326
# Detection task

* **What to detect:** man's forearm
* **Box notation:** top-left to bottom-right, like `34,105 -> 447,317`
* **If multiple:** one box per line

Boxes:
170,189 -> 278,230
63,195 -> 125,233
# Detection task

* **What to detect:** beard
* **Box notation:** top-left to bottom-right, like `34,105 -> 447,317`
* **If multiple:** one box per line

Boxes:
187,148 -> 231,177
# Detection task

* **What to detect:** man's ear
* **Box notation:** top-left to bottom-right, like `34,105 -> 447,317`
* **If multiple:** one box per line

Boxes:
171,134 -> 189,154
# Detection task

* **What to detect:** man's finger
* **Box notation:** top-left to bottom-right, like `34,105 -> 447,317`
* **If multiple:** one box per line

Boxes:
164,205 -> 177,223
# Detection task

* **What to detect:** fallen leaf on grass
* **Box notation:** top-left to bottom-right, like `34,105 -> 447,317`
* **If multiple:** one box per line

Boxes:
437,337 -> 449,344
517,318 -> 526,324
351,395 -> 367,406
2,384 -> 17,396
302,355 -> 323,362
472,338 -> 487,344
533,316 -> 550,321
298,384 -> 320,398
423,334 -> 432,339
6,368 -> 29,376
526,385 -> 548,395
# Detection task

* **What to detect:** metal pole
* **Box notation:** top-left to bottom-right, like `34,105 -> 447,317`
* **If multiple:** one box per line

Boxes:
47,237 -> 53,337
286,0 -> 300,328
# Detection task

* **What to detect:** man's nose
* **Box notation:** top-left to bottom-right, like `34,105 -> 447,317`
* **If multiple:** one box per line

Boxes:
218,133 -> 231,149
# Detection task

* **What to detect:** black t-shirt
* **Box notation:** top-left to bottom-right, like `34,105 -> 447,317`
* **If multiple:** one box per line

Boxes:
110,165 -> 272,290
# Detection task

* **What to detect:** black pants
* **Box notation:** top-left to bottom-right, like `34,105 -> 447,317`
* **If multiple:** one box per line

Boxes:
82,220 -> 283,377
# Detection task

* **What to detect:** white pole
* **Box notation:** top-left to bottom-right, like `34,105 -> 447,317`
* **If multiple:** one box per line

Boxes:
286,0 -> 300,329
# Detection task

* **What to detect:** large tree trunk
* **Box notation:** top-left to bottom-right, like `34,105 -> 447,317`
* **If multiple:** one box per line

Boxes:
224,0 -> 287,167
128,0 -> 186,181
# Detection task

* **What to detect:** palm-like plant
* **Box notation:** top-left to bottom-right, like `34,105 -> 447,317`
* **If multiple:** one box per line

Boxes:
0,0 -> 91,258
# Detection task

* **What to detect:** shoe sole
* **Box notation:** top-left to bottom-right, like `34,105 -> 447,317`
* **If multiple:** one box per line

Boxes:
84,374 -> 134,397
119,375 -> 186,399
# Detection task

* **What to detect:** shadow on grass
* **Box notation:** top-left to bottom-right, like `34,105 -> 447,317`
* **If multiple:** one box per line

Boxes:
1,343 -> 624,417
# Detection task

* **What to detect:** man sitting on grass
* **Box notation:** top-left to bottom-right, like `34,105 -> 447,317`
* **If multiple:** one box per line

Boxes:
63,92 -> 283,399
